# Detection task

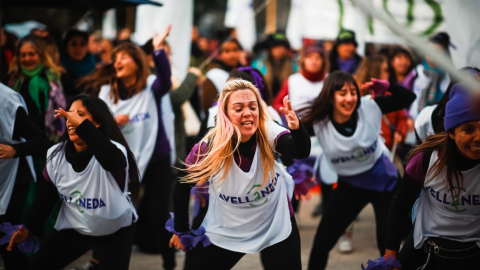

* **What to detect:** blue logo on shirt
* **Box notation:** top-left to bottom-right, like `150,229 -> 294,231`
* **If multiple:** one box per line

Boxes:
331,140 -> 378,164
218,173 -> 280,207
59,191 -> 106,214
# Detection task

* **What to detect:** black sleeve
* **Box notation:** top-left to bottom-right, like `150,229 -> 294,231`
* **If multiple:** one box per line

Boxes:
11,107 -> 50,158
173,181 -> 194,232
74,119 -> 127,172
385,172 -> 423,251
373,84 -> 416,114
275,121 -> 311,159
23,178 -> 60,237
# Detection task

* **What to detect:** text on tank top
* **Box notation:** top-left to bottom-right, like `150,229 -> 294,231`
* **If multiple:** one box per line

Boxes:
46,141 -> 137,236
413,151 -> 480,248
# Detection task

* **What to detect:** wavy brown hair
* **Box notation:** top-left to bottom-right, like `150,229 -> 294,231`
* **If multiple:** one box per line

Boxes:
77,42 -> 150,102
408,132 -> 463,209
354,55 -> 385,96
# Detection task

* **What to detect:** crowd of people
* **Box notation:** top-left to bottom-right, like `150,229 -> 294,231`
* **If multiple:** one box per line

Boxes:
1,21 -> 479,270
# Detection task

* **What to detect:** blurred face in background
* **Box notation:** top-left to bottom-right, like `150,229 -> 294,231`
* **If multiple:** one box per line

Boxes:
67,36 -> 88,61
391,53 -> 411,76
303,52 -> 323,74
100,39 -> 114,64
19,42 -> 41,70
219,41 -> 241,67
337,42 -> 356,60
269,45 -> 288,60
114,50 -> 138,80
88,34 -> 101,55
197,37 -> 210,52
380,60 -> 389,81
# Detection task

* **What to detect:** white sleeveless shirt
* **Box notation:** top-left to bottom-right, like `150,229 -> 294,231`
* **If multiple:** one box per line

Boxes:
201,121 -> 294,253
414,151 -> 480,248
46,141 -> 137,236
414,104 -> 437,141
287,73 -> 324,113
99,75 -> 158,179
0,84 -> 36,215
313,96 -> 385,176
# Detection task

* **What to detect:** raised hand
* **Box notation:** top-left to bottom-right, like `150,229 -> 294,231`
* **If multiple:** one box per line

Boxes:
54,108 -> 85,128
7,226 -> 29,251
153,25 -> 172,51
279,95 -> 300,130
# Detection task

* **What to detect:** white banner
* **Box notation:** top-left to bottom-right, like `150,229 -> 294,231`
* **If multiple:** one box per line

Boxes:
102,9 -> 117,40
135,0 -> 193,81
224,0 -> 256,52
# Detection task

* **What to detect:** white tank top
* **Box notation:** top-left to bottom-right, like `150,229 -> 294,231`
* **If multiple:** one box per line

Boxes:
313,96 -> 385,176
0,84 -> 36,215
414,104 -> 437,141
205,68 -> 230,94
99,75 -> 158,179
414,151 -> 480,248
46,141 -> 137,236
287,73 -> 324,113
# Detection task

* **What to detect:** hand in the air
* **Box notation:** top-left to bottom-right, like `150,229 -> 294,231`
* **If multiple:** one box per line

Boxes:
0,144 -> 16,159
279,95 -> 300,130
54,108 -> 85,128
153,25 -> 172,51
7,226 -> 29,251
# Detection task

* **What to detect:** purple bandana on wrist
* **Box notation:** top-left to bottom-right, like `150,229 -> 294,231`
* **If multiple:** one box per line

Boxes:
165,213 -> 211,252
0,223 -> 39,253
361,255 -> 402,270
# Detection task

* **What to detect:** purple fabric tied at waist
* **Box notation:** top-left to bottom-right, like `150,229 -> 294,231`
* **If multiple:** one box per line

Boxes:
0,223 -> 39,253
361,255 -> 402,270
191,183 -> 209,217
165,213 -> 211,252
287,157 -> 317,197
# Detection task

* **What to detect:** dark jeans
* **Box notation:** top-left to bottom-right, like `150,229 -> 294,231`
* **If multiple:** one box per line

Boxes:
184,217 -> 301,270
308,180 -> 396,270
31,224 -> 135,270
0,161 -> 32,270
398,229 -> 480,270
134,157 -> 175,269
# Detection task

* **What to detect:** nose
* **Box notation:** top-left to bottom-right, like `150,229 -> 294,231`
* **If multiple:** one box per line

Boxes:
345,93 -> 353,103
243,109 -> 252,117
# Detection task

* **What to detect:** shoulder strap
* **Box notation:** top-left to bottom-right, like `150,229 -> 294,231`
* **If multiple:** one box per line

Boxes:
422,150 -> 433,175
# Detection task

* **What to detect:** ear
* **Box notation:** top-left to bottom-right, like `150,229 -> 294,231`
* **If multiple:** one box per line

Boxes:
449,132 -> 455,140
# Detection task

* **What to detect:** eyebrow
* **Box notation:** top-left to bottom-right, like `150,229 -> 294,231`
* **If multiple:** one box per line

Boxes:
232,100 -> 258,105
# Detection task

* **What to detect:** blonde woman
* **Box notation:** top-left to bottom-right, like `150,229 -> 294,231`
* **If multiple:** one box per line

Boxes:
169,79 -> 310,270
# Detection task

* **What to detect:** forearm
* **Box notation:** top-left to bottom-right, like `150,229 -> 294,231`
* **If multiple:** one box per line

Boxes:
374,84 -> 416,114
170,73 -> 198,106
152,49 -> 172,99
74,119 -> 127,171
275,122 -> 311,159
173,180 -> 194,232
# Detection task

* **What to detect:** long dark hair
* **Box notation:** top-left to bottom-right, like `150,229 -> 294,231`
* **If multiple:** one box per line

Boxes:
48,94 -> 140,200
408,133 -> 462,210
301,71 -> 361,126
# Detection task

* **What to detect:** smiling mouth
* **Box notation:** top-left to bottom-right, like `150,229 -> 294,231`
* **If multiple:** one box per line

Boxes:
241,121 -> 253,126
68,126 -> 76,133
470,146 -> 480,152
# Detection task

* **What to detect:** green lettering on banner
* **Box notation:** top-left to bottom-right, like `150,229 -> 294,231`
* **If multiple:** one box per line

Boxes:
422,0 -> 443,36
368,15 -> 374,35
337,0 -> 344,30
382,0 -> 393,18
406,0 -> 415,27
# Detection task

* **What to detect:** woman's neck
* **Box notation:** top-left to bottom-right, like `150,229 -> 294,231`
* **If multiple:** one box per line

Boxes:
74,142 -> 87,152
120,75 -> 136,89
332,112 -> 351,124
395,72 -> 406,83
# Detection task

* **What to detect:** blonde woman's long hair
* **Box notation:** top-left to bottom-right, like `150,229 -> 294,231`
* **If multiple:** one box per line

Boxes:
181,79 -> 276,188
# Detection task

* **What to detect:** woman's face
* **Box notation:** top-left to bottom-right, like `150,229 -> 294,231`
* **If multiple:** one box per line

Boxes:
19,42 -> 41,71
67,36 -> 88,61
67,100 -> 96,146
304,52 -> 323,74
270,45 -> 288,60
114,51 -> 138,80
332,82 -> 358,119
337,43 -> 356,60
226,89 -> 260,143
219,41 -> 241,67
391,53 -> 411,76
450,121 -> 480,160
380,60 -> 390,81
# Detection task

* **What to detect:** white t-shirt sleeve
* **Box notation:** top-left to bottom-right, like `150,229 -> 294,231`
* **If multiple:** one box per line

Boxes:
266,119 -> 289,151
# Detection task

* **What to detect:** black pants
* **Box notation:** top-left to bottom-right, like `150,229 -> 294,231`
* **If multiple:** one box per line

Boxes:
30,224 -> 135,270
134,157 -> 175,269
398,229 -> 480,270
308,180 -> 396,270
0,160 -> 32,270
184,217 -> 301,270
